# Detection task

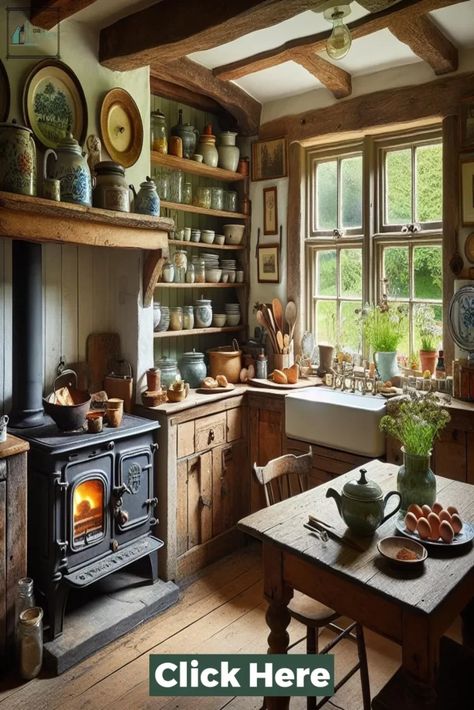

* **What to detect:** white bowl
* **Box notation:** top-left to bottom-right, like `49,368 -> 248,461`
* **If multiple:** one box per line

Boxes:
212,314 -> 227,327
214,234 -> 225,245
205,268 -> 222,283
201,230 -> 215,244
226,314 -> 241,326
223,224 -> 245,245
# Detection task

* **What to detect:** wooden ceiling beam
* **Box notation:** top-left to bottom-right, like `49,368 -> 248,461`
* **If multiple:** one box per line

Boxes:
150,59 -> 261,136
389,14 -> 458,75
214,0 -> 465,81
291,50 -> 352,98
30,0 -> 99,30
150,75 -> 228,117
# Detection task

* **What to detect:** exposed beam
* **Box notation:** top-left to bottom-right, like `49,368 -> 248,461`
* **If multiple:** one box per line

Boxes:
389,14 -> 458,75
258,71 -> 474,141
291,50 -> 352,98
100,0 -> 329,71
150,59 -> 261,136
30,0 -> 99,30
214,0 -> 464,81
358,0 -> 404,11
150,74 -> 229,118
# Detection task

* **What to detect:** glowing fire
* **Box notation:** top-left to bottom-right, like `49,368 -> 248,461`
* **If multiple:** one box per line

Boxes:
73,480 -> 104,541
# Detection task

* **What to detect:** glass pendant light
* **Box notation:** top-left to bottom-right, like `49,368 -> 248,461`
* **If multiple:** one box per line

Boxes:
324,5 -> 352,60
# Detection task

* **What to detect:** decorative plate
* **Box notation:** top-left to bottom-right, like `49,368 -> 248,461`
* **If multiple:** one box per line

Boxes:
448,285 -> 474,355
22,59 -> 87,149
395,518 -> 474,548
100,88 -> 143,168
465,232 -> 474,264
0,59 -> 10,121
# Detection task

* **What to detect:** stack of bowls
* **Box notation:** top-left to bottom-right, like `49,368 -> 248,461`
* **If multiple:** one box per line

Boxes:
224,303 -> 241,326
221,259 -> 237,283
191,228 -> 201,243
157,305 -> 170,331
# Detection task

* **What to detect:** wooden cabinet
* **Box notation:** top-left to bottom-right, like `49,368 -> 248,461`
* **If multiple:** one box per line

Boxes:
0,436 -> 29,667
247,392 -> 285,512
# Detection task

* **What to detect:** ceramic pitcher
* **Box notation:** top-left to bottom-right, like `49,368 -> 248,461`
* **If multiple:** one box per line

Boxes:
0,120 -> 37,196
44,133 -> 92,206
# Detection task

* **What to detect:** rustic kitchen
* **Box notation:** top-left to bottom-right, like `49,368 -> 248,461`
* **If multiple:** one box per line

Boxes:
0,0 -> 473,708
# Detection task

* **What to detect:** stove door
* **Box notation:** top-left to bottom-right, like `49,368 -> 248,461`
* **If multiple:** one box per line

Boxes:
115,447 -> 154,538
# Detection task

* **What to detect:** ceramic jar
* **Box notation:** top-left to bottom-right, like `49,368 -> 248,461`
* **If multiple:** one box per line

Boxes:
156,356 -> 180,389
151,110 -> 168,154
130,177 -> 160,216
218,131 -> 239,172
194,298 -> 212,328
0,120 -> 37,196
92,161 -> 130,212
44,133 -> 92,206
197,124 -> 218,167
170,109 -> 199,159
397,448 -> 436,515
179,349 -> 207,388
183,305 -> 194,329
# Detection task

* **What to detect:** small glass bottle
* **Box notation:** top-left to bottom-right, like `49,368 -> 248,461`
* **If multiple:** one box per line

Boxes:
256,349 -> 268,380
182,182 -> 192,205
435,349 -> 445,379
170,306 -> 183,331
18,607 -> 43,680
183,305 -> 194,330
15,578 -> 35,652
185,262 -> 195,284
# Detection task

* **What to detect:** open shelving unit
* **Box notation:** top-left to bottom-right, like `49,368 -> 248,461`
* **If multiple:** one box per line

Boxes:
155,282 -> 246,289
160,200 -> 246,220
154,325 -> 245,339
151,151 -> 246,183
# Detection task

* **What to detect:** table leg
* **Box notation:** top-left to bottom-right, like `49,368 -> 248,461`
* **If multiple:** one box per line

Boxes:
461,597 -> 474,652
400,611 -> 439,709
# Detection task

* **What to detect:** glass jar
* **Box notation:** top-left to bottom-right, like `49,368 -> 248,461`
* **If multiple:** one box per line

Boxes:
179,349 -> 207,388
15,578 -> 35,652
170,306 -> 183,331
156,172 -> 170,200
153,302 -> 161,331
157,305 -> 170,332
182,182 -> 192,205
156,356 -> 180,387
18,607 -> 43,680
170,170 -> 183,203
195,186 -> 211,209
151,110 -> 168,154
183,305 -> 194,330
224,190 -> 238,212
194,258 -> 206,284
211,187 -> 224,211
173,249 -> 188,283
162,260 -> 175,283
194,298 -> 213,328
185,262 -> 195,284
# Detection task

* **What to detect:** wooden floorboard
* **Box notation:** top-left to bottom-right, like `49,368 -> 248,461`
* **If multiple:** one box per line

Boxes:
0,545 -> 462,710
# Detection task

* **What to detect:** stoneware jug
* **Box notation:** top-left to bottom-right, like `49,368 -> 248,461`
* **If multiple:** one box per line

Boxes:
0,120 -> 37,196
130,177 -> 160,216
44,133 -> 92,206
326,468 -> 401,536
170,109 -> 199,159
217,131 -> 240,172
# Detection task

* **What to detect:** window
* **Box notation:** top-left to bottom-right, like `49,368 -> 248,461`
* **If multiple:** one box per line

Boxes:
306,128 -> 443,359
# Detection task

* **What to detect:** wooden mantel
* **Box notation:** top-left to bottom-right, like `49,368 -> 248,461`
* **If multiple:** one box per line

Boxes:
0,191 -> 174,306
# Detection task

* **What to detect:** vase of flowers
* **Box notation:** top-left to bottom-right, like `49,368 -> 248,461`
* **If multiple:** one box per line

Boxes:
380,391 -> 450,514
360,298 -> 406,381
416,305 -> 441,375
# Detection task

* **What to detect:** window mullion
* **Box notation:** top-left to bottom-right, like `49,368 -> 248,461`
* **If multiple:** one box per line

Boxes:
412,146 -> 416,224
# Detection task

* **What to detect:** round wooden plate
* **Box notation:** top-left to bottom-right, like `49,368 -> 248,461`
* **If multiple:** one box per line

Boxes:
100,88 -> 143,168
464,232 -> 474,264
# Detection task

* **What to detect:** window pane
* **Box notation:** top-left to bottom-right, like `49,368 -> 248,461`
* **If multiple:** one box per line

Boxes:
414,246 -> 442,300
414,304 -> 442,352
385,149 -> 411,225
384,247 -> 409,298
415,144 -> 442,223
341,156 -> 362,230
386,301 -> 410,359
316,300 -> 337,344
340,249 -> 362,297
317,250 -> 336,296
340,301 -> 362,352
316,160 -> 337,230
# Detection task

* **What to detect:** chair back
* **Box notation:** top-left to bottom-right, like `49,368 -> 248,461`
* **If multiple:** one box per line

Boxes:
253,448 -> 313,507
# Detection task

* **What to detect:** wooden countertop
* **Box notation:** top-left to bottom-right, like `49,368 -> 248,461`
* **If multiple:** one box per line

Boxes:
0,434 -> 29,459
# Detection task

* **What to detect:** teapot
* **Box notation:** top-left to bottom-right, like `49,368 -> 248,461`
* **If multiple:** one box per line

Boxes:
44,133 -> 92,206
326,468 -> 401,536
130,177 -> 160,216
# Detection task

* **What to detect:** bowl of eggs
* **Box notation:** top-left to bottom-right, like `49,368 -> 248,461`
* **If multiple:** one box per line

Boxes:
396,502 -> 473,547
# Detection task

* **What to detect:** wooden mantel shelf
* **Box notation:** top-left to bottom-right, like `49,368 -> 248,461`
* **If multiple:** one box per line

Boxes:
0,191 -> 175,307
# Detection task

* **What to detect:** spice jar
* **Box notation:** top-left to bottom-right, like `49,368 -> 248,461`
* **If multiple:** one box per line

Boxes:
170,306 -> 183,331
151,110 -> 168,154
173,249 -> 188,283
15,578 -> 35,652
156,356 -> 180,388
18,607 -> 43,680
194,258 -> 206,284
183,305 -> 194,330
182,182 -> 192,205
185,262 -> 195,284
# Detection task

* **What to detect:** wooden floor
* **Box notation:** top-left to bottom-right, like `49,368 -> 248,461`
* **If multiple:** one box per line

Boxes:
0,545 -> 460,710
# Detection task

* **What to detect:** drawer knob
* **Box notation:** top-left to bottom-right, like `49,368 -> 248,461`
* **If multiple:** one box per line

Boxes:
208,429 -> 215,444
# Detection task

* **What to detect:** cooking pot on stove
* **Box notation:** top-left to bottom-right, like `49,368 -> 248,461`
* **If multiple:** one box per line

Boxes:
43,369 -> 91,431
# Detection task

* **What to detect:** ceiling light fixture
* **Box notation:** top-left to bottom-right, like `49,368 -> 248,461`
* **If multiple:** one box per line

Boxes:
324,4 -> 352,60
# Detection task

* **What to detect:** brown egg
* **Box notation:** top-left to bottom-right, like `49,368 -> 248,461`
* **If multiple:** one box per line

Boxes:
404,512 -> 418,532
439,509 -> 452,524
427,512 -> 441,540
447,505 -> 459,516
432,502 -> 443,514
407,503 -> 424,519
440,520 -> 454,543
421,504 -> 432,517
451,513 -> 463,535
417,517 -> 432,540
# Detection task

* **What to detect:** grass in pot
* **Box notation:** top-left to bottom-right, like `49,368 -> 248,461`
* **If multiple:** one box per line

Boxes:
359,297 -> 406,382
415,304 -> 441,376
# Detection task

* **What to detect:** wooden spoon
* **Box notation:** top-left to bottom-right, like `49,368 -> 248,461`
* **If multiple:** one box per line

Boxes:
283,333 -> 290,349
272,298 -> 284,333
276,330 -> 284,353
285,301 -> 297,342
257,309 -> 278,353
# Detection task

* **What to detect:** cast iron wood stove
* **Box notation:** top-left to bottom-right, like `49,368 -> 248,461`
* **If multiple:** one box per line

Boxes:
19,414 -> 163,639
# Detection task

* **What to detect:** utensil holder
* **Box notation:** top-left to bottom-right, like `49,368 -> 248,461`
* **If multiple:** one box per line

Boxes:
272,353 -> 291,372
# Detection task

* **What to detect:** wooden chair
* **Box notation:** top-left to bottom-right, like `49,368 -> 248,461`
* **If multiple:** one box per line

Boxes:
254,448 -> 371,710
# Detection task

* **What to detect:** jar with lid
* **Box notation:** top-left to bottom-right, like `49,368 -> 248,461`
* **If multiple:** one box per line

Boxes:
156,356 -> 180,388
256,349 -> 268,379
224,190 -> 238,212
194,258 -> 206,284
185,262 -> 195,284
182,182 -> 192,205
183,305 -> 194,330
179,349 -> 207,388
15,578 -> 35,652
211,187 -> 224,211
194,298 -> 213,328
170,170 -> 183,203
173,249 -> 188,283
196,124 -> 218,167
170,306 -> 183,331
151,110 -> 168,154
195,186 -> 211,209
92,161 -> 130,212
162,260 -> 175,283
18,607 -> 43,679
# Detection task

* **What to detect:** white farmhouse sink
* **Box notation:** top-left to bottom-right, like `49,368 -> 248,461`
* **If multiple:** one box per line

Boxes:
285,388 -> 386,458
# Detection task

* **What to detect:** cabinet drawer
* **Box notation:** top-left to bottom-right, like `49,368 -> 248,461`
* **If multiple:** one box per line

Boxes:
195,413 -> 226,452
226,408 -> 242,442
177,421 -> 195,458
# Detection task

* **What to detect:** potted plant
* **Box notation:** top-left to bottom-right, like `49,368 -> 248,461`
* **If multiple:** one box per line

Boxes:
380,391 -> 450,513
415,305 -> 441,376
359,297 -> 406,381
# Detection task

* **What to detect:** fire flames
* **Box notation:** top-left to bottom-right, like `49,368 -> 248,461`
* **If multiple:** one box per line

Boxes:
73,480 -> 104,541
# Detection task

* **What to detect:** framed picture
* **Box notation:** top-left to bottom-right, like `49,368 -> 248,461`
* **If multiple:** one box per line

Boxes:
257,245 -> 280,283
7,7 -> 60,59
460,96 -> 474,148
263,186 -> 278,235
251,137 -> 287,181
461,158 -> 474,225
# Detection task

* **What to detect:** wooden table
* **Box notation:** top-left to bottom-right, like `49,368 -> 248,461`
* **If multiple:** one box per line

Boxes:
238,460 -> 474,709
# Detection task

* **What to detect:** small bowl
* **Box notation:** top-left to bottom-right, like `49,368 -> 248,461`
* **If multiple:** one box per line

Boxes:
192,154 -> 203,162
377,536 -> 427,566
205,268 -> 222,283
214,234 -> 225,245
212,313 -> 227,327
226,314 -> 241,327
190,233 -> 201,243
223,224 -> 245,245
201,230 -> 215,245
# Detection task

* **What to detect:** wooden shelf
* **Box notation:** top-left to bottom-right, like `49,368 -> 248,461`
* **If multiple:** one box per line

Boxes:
168,239 -> 245,251
151,152 -> 247,183
161,200 -> 246,220
155,282 -> 246,289
154,325 -> 245,339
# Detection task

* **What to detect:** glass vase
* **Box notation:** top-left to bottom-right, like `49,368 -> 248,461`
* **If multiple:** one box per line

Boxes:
397,447 -> 436,515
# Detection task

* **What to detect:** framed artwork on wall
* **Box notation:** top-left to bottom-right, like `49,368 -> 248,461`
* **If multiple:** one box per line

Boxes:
263,186 -> 278,235
251,137 -> 287,181
7,7 -> 60,59
461,158 -> 474,225
257,245 -> 280,283
460,96 -> 474,149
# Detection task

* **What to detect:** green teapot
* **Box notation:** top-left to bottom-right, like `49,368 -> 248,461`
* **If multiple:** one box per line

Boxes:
326,469 -> 401,536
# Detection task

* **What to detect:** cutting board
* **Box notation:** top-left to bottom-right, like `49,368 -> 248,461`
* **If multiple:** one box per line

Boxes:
86,333 -> 121,393
248,377 -> 323,390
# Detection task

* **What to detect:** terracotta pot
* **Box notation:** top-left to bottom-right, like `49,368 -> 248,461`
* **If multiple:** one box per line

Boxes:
419,350 -> 437,375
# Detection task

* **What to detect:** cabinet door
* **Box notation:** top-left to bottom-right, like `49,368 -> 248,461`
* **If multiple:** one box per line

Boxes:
177,451 -> 213,553
249,400 -> 284,511
433,429 -> 467,482
212,440 -> 248,537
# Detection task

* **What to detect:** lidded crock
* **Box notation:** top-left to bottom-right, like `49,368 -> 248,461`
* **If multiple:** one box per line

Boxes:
93,160 -> 130,212
179,349 -> 207,388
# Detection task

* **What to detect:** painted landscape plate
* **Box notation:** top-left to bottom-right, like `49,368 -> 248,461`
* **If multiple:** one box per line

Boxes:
100,88 -> 143,168
23,59 -> 87,149
396,518 -> 474,548
0,59 -> 10,121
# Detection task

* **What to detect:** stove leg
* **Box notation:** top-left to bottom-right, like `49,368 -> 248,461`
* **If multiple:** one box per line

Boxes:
147,551 -> 159,583
46,580 -> 70,640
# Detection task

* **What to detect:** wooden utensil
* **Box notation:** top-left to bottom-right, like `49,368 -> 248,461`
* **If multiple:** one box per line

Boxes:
256,310 -> 278,353
283,334 -> 290,349
272,298 -> 284,333
261,304 -> 279,352
285,301 -> 297,343
276,331 -> 284,353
